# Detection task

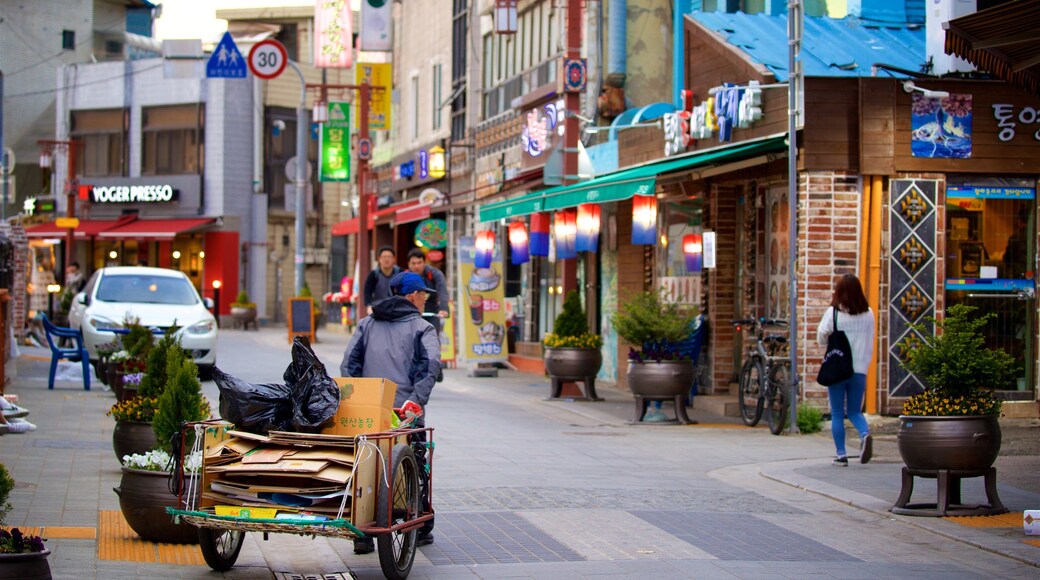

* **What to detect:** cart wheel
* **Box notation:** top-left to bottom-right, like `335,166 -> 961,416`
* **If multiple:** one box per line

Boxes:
198,527 -> 244,572
377,443 -> 420,580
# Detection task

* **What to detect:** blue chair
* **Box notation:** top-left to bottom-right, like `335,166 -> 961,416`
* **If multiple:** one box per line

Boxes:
39,314 -> 91,391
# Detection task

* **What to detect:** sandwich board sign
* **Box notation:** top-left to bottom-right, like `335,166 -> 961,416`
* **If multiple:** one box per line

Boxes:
207,32 -> 247,78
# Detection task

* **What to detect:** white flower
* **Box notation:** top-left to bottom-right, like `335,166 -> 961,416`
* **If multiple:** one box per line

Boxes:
122,449 -> 202,472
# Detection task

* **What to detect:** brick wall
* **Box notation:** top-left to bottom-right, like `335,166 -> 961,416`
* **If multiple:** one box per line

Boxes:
617,126 -> 665,168
0,224 -> 30,341
615,197 -> 649,390
706,184 -> 741,394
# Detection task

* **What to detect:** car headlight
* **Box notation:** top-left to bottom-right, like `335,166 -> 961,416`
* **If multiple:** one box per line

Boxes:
186,320 -> 216,335
88,316 -> 120,330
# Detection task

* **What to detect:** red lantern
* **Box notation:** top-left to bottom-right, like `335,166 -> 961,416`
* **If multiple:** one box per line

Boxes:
554,209 -> 577,260
632,195 -> 658,245
575,203 -> 601,253
530,212 -> 550,257
508,221 -> 530,265
683,233 -> 703,273
475,230 -> 496,268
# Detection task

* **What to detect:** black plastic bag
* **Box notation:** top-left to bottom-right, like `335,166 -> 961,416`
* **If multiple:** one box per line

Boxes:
213,367 -> 293,434
284,337 -> 341,431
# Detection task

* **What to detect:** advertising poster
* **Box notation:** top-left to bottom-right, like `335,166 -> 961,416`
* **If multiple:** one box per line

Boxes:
355,62 -> 392,130
457,236 -> 507,363
910,92 -> 972,159
440,301 -> 457,362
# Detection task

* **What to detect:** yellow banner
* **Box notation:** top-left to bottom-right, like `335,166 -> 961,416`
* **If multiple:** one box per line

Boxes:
440,301 -> 456,362
457,236 -> 507,362
355,62 -> 392,131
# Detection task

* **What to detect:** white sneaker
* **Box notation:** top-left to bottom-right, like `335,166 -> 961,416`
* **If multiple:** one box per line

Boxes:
1,402 -> 29,419
6,420 -> 36,433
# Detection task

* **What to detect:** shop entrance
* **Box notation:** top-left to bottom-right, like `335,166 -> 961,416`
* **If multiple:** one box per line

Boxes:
944,180 -> 1036,398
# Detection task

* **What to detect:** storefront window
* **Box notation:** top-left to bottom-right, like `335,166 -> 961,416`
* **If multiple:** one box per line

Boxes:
944,177 -> 1036,394
71,109 -> 125,177
142,105 -> 203,175
657,200 -> 702,308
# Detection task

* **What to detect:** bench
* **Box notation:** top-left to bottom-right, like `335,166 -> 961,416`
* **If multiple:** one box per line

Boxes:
40,314 -> 91,391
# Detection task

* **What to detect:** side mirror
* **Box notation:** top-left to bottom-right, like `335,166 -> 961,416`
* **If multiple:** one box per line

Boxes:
203,297 -> 215,309
77,293 -> 87,305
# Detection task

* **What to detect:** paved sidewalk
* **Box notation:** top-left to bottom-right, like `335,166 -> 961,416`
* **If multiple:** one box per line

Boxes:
1,324 -> 1038,579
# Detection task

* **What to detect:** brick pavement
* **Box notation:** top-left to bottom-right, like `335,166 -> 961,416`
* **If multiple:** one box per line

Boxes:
1,325 -> 1037,579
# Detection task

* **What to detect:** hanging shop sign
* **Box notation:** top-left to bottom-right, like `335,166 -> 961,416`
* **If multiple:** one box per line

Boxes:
418,149 -> 429,179
90,184 -> 179,204
676,81 -> 763,152
356,62 -> 392,130
415,219 -> 448,249
320,102 -> 351,182
457,236 -> 507,363
521,98 -> 565,168
314,0 -> 353,68
359,0 -> 393,51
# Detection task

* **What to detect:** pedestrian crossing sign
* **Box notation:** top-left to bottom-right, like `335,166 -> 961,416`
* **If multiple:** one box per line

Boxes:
206,32 -> 247,78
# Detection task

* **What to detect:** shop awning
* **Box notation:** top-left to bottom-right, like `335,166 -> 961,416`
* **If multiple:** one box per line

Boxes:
331,201 -> 422,236
395,203 -> 432,225
945,0 -> 1040,98
24,218 -> 131,239
96,218 -> 214,240
478,135 -> 787,222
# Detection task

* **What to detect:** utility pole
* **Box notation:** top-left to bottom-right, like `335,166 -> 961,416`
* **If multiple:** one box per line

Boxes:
356,81 -> 372,315
561,0 -> 582,296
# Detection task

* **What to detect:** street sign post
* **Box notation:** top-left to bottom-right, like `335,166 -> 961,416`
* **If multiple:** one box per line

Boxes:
248,39 -> 288,80
206,32 -> 247,79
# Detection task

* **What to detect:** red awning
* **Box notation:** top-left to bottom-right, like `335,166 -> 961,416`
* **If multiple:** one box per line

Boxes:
395,203 -> 432,225
331,201 -> 423,236
24,218 -> 131,239
97,218 -> 215,240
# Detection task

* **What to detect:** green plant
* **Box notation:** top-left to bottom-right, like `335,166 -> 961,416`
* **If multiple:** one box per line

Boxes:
610,289 -> 699,353
152,348 -> 210,454
797,404 -> 824,434
543,291 -> 603,349
231,290 -> 256,308
298,284 -> 321,314
898,303 -> 1012,416
107,395 -> 161,423
120,316 -> 156,362
0,464 -> 46,553
138,329 -> 185,399
0,463 -> 13,526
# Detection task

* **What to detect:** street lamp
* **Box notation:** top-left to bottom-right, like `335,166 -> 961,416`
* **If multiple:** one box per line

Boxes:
46,283 -> 61,320
37,139 -> 83,276
212,279 -> 222,327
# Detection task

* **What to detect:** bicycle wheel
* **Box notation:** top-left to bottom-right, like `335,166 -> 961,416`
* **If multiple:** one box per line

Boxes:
737,359 -> 765,426
377,443 -> 420,580
766,362 -> 790,435
197,527 -> 244,572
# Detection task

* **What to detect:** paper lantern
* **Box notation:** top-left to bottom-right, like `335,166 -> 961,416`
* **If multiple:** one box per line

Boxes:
553,209 -> 577,260
683,233 -> 703,273
475,230 -> 496,268
632,194 -> 658,245
575,203 -> 601,253
428,145 -> 446,179
508,221 -> 530,265
530,212 -> 550,257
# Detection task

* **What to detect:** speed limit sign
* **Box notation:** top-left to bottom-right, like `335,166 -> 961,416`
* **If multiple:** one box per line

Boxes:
248,39 -> 288,80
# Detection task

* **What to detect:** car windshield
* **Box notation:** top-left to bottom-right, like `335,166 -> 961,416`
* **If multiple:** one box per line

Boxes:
95,274 -> 200,305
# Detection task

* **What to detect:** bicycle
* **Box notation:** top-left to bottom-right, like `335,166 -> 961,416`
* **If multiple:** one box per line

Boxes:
733,318 -> 791,435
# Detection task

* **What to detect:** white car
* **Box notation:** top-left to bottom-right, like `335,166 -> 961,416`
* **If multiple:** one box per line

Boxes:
68,266 -> 218,378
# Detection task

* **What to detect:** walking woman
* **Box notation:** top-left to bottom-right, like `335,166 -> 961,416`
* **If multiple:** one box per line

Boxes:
816,274 -> 875,466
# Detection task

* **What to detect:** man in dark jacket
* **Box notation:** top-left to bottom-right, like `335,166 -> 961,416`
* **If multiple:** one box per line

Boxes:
406,248 -> 448,382
341,271 -> 439,552
363,246 -> 401,313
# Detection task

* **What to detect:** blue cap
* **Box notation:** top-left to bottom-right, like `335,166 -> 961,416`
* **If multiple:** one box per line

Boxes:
391,272 -> 436,296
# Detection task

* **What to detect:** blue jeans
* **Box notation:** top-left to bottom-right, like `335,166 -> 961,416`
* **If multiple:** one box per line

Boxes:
828,373 -> 869,457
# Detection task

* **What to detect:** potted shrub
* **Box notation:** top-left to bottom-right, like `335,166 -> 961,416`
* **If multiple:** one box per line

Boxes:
0,463 -> 50,580
108,330 -> 184,461
542,290 -> 604,400
297,284 -> 323,328
229,290 -> 257,329
896,303 -> 1013,472
611,289 -> 700,421
114,345 -> 210,544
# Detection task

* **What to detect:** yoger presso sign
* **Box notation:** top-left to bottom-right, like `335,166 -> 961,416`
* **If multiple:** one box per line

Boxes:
91,184 -> 179,204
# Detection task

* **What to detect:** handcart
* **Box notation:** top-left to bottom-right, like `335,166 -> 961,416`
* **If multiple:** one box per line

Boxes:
166,419 -> 434,580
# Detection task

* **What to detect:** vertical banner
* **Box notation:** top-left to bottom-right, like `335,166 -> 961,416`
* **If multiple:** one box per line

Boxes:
314,0 -> 353,68
440,301 -> 457,363
457,236 -> 507,363
360,0 -> 393,51
356,62 -> 392,130
320,102 -> 351,182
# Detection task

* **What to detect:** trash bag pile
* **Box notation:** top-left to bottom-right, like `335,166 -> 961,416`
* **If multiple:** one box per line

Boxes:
213,337 -> 340,434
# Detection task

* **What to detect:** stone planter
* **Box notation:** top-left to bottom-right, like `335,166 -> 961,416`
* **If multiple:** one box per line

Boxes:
627,360 -> 696,425
543,347 -> 603,400
113,421 -> 158,462
897,415 -> 1002,471
0,549 -> 52,580
229,305 -> 257,330
114,467 -> 197,544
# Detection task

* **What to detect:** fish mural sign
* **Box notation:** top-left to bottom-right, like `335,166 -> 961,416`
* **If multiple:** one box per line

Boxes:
911,92 -> 973,159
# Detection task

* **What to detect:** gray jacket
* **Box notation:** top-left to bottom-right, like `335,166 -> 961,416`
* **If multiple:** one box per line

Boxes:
340,296 -> 440,409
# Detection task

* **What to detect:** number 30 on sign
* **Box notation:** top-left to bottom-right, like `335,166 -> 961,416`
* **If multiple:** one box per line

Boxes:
248,39 -> 288,80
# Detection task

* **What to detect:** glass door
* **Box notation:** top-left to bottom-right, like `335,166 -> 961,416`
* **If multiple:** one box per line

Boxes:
944,180 -> 1036,398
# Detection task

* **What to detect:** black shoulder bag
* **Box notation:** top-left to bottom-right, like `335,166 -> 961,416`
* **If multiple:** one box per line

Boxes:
817,308 -> 854,386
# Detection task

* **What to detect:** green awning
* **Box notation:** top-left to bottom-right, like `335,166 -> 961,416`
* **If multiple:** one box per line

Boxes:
478,135 -> 787,222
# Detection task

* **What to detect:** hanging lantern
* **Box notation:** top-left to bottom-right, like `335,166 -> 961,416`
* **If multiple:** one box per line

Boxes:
683,233 -> 703,273
474,230 -> 496,268
575,203 -> 601,253
554,209 -> 577,260
529,212 -> 550,257
508,221 -> 530,265
632,194 -> 658,245
428,145 -> 446,179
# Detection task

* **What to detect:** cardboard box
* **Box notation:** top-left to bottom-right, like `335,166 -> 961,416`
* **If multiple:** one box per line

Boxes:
1025,510 -> 1040,535
321,377 -> 398,437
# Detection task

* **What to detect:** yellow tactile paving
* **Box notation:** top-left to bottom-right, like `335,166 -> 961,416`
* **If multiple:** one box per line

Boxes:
20,354 -> 51,362
945,512 -> 1025,528
684,423 -> 767,429
1024,539 -> 1040,548
42,526 -> 97,539
97,510 -> 205,566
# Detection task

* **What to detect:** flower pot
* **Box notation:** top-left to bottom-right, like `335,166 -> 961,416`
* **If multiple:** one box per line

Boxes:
897,415 -> 1002,471
107,367 -> 124,400
0,549 -> 52,580
627,360 -> 694,398
113,421 -> 158,462
114,468 -> 197,544
543,347 -> 603,379
230,306 -> 257,329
